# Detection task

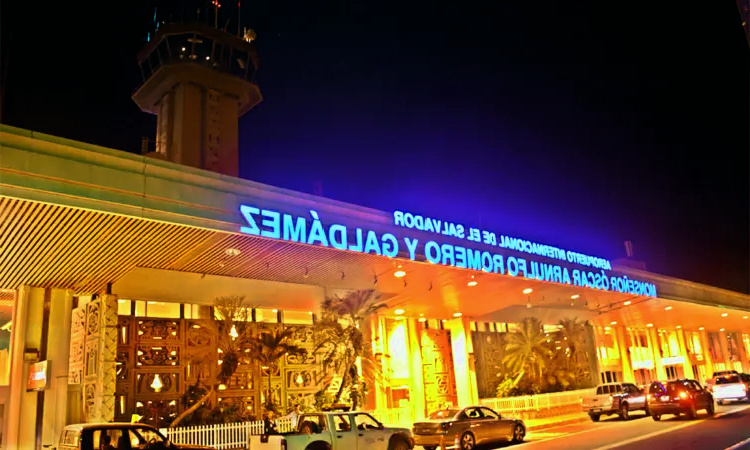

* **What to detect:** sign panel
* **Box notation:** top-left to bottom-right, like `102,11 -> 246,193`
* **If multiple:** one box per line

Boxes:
238,205 -> 658,297
27,360 -> 50,391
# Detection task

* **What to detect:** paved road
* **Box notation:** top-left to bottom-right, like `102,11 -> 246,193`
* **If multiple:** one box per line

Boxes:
506,403 -> 750,450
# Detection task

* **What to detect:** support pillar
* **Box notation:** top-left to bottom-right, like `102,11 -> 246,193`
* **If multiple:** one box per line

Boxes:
676,330 -> 694,379
719,330 -> 732,371
406,319 -> 425,421
614,327 -> 634,383
42,289 -> 73,446
5,285 -> 34,450
647,328 -> 667,381
446,318 -> 478,406
699,330 -> 714,380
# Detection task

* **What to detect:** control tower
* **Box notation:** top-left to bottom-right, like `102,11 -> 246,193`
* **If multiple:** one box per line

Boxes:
132,22 -> 262,177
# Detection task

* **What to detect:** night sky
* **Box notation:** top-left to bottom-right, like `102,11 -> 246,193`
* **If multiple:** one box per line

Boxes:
1,1 -> 748,292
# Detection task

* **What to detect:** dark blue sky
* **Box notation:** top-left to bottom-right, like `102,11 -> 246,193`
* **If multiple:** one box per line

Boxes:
1,0 -> 748,292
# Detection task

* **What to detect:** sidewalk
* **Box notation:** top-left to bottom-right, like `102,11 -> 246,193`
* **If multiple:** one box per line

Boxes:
524,412 -> 590,431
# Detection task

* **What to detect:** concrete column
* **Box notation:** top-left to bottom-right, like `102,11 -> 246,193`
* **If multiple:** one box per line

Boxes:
676,330 -> 694,379
699,330 -> 714,380
737,332 -> 750,373
719,331 -> 732,370
614,327 -> 634,383
5,286 -> 31,450
406,319 -> 425,421
42,289 -> 73,446
446,318 -> 478,405
647,328 -> 667,381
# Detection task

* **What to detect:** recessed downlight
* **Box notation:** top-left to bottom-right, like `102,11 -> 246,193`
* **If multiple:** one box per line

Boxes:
623,301 -> 632,306
647,323 -> 654,327
610,321 -> 617,325
225,248 -> 241,257
571,294 -> 580,299
395,309 -> 405,315
665,306 -> 673,311
721,313 -> 728,317
523,288 -> 533,294
453,312 -> 463,318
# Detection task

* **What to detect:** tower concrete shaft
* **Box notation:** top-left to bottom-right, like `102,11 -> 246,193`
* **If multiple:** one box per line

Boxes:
133,22 -> 261,177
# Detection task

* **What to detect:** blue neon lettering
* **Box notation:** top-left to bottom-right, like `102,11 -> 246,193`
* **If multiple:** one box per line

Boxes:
349,228 -> 364,252
466,249 -> 482,271
381,233 -> 398,257
328,224 -> 347,250
507,257 -> 518,277
240,205 -> 261,235
393,211 -> 405,227
364,230 -> 381,255
404,237 -> 419,260
282,214 -> 306,242
260,209 -> 281,239
425,241 -> 440,263
441,244 -> 455,266
455,246 -> 467,268
492,254 -> 504,274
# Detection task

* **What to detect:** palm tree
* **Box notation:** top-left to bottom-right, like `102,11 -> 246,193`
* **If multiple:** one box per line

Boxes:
314,290 -> 385,407
248,327 -> 307,412
170,295 -> 255,428
502,317 -> 551,387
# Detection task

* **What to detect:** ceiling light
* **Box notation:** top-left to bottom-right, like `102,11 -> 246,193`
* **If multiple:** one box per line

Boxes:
665,306 -> 672,311
467,276 -> 478,287
394,266 -> 406,278
272,309 -> 278,313
721,313 -> 728,317
623,301 -> 632,306
181,47 -> 186,51
676,325 -> 682,329
744,316 -> 748,319
453,312 -> 463,318
394,309 -> 405,315
571,294 -> 580,299
604,326 -> 611,331
225,248 -> 241,257
418,317 -> 427,323
441,319 -> 447,323
419,313 -> 424,317
699,327 -> 705,331
523,288 -> 533,294
647,323 -> 653,327
610,321 -> 617,325
720,328 -> 725,332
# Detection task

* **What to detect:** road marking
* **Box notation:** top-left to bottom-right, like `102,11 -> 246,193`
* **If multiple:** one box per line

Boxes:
588,405 -> 750,450
725,437 -> 750,450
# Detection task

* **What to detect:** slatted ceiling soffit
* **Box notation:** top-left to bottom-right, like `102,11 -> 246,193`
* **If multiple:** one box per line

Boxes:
0,196 -> 386,295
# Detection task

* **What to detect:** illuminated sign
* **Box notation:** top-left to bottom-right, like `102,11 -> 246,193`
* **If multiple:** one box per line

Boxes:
238,205 -> 658,297
27,360 -> 49,391
661,356 -> 685,366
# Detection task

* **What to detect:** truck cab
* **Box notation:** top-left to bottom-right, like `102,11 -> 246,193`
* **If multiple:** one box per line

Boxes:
581,382 -> 648,422
249,411 -> 414,450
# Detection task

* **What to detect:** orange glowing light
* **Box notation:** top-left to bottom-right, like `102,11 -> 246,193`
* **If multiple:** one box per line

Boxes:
571,294 -> 580,299
623,301 -> 632,306
395,309 -> 405,315
665,306 -> 672,311
522,288 -> 533,294
453,312 -> 462,318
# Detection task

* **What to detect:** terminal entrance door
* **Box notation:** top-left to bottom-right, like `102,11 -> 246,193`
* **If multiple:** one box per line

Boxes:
664,365 -> 684,380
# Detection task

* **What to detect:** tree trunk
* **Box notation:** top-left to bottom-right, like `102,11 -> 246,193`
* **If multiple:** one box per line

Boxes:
170,386 -> 215,428
334,366 -> 350,403
267,370 -> 273,411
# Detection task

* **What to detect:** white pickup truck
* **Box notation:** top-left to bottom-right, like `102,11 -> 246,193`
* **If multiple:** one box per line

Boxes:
248,411 -> 415,450
581,382 -> 648,422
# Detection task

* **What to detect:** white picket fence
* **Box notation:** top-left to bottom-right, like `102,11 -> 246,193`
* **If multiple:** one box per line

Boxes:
480,388 -> 594,416
160,417 -> 295,450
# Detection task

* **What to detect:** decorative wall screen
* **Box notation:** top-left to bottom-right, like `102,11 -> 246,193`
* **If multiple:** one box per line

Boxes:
419,329 -> 457,414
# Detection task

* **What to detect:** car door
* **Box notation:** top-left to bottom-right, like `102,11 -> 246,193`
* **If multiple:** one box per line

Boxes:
479,407 -> 512,441
332,414 -> 358,450
690,380 -> 710,408
623,384 -> 644,409
463,407 -> 493,443
352,413 -> 388,450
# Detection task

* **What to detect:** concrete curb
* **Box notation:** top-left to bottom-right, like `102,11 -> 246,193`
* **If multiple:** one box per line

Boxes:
526,415 -> 590,432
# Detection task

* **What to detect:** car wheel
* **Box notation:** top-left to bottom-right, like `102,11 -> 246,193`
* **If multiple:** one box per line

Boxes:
686,403 -> 697,420
389,438 -> 410,450
652,414 -> 661,421
619,403 -> 630,420
512,424 -> 526,443
590,414 -> 601,422
706,401 -> 715,416
460,433 -> 475,450
424,447 -> 437,450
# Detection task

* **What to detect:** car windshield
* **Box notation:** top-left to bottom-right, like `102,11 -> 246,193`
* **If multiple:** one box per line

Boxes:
428,409 -> 459,419
716,375 -> 741,384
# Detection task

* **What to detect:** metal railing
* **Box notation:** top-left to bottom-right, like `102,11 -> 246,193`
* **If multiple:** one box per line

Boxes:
480,388 -> 594,415
160,417 -> 295,450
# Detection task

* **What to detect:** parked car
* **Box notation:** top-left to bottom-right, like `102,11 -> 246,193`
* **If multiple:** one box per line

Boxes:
411,406 -> 526,450
56,422 -> 214,450
581,382 -> 648,422
711,373 -> 750,404
647,379 -> 715,421
248,411 -> 414,450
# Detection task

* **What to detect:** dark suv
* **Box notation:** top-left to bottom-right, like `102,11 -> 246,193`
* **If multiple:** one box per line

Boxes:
647,379 -> 715,421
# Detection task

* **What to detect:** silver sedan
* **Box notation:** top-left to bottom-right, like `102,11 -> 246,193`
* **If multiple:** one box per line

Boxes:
411,406 -> 526,450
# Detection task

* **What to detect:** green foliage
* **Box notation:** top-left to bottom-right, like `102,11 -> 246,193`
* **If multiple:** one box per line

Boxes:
314,290 -> 385,407
498,316 -> 595,397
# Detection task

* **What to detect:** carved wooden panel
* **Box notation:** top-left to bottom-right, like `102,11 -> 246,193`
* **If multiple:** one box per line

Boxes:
420,329 -> 458,413
69,306 -> 86,385
471,331 -> 506,399
136,346 -> 179,366
285,368 -> 319,390
137,319 -> 180,341
136,372 -> 181,396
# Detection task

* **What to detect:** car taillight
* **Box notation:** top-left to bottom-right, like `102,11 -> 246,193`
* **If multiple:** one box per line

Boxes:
647,394 -> 652,401
679,391 -> 688,399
